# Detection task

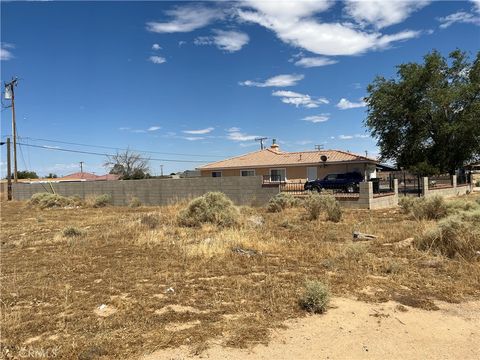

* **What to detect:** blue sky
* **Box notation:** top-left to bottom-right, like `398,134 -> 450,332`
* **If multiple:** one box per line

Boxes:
1,0 -> 479,176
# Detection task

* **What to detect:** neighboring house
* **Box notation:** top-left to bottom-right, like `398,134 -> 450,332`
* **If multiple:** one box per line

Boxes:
15,172 -> 120,183
198,140 -> 378,182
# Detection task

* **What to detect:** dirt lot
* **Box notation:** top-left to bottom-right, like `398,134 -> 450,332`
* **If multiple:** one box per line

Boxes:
1,194 -> 479,359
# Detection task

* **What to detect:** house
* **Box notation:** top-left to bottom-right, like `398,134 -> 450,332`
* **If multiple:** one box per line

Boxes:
198,140 -> 378,182
16,172 -> 120,183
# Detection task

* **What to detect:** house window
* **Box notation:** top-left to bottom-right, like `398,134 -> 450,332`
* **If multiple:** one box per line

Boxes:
241,169 -> 255,177
212,171 -> 222,177
270,168 -> 286,182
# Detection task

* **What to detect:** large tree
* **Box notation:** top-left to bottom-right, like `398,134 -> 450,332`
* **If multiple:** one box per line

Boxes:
104,149 -> 150,180
365,50 -> 480,174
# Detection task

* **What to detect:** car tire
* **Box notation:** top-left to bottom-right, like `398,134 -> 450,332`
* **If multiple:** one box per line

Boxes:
314,186 -> 322,193
345,185 -> 355,193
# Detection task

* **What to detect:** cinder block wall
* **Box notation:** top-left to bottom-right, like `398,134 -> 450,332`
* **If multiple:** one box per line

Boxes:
12,176 -> 279,206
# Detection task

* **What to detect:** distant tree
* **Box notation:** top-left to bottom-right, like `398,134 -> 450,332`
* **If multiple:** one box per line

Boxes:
365,49 -> 480,175
104,149 -> 150,180
17,170 -> 38,179
46,173 -> 58,178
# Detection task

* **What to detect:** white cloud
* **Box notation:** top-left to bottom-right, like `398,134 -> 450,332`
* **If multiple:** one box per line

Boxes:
152,43 -> 162,50
336,98 -> 366,110
226,127 -> 259,142
240,74 -> 304,87
0,43 -> 14,61
119,127 -> 130,131
294,56 -> 337,68
132,129 -> 147,133
344,0 -> 431,29
339,134 -> 369,140
238,1 -> 421,56
183,127 -> 214,135
438,11 -> 480,29
183,136 -> 205,141
302,114 -> 330,123
148,126 -> 161,131
195,29 -> 249,52
146,5 -> 224,33
272,90 -> 329,108
148,55 -> 166,64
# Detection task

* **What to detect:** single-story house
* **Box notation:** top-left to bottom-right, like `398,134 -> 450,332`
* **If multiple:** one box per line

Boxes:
198,140 -> 378,182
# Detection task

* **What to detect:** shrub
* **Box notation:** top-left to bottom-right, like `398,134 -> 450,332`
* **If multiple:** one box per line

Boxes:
303,193 -> 342,222
475,180 -> 480,187
140,214 -> 159,229
399,196 -> 448,220
299,280 -> 330,314
29,192 -> 54,205
62,227 -> 84,237
177,192 -> 239,227
266,192 -> 299,213
129,197 -> 142,208
415,214 -> 480,260
38,194 -> 73,209
88,194 -> 111,208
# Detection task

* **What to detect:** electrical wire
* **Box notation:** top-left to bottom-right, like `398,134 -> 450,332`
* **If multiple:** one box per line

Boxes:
16,136 -> 227,158
16,142 -> 210,163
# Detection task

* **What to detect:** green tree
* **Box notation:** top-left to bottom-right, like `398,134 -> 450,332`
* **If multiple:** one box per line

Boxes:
17,170 -> 39,179
365,50 -> 480,175
46,173 -> 58,178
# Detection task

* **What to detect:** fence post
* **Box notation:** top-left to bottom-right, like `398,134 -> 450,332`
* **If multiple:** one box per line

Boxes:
422,177 -> 429,197
393,179 -> 399,206
451,174 -> 457,188
359,181 -> 373,209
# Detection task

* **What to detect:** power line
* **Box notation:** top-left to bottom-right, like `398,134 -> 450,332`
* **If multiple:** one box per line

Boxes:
16,142 -> 210,163
14,136 -> 226,158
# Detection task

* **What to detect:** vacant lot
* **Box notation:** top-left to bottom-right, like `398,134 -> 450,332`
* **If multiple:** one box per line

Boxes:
1,194 -> 480,359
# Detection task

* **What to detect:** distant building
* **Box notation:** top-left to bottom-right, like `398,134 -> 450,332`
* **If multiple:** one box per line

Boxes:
17,172 -> 120,183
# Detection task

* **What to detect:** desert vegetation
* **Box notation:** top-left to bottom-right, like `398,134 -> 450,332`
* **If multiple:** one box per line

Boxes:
1,192 -> 479,359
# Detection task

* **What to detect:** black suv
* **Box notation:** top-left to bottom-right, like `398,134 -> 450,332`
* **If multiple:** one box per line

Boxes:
304,172 -> 364,193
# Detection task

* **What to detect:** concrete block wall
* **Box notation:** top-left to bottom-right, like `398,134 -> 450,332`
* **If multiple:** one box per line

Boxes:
423,175 -> 470,198
12,176 -> 279,206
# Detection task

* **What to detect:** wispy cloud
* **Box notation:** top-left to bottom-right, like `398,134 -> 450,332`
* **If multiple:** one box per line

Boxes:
152,43 -> 162,50
183,136 -> 205,141
438,11 -> 480,28
183,127 -> 214,135
336,98 -> 366,110
0,43 -> 14,61
239,74 -> 304,87
294,56 -> 337,68
272,90 -> 329,109
302,114 -> 330,123
146,5 -> 224,33
338,134 -> 369,140
226,127 -> 259,142
148,55 -> 166,64
195,30 -> 249,52
148,126 -> 161,131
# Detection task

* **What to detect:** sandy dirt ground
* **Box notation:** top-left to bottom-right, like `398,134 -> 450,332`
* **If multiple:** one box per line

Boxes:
141,297 -> 480,360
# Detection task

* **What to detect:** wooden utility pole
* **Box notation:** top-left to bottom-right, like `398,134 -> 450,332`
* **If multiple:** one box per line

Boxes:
6,138 -> 12,200
5,79 -> 18,183
80,161 -> 84,173
255,137 -> 268,150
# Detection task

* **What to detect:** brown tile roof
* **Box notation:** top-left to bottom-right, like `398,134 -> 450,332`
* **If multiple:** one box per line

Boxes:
198,149 -> 377,170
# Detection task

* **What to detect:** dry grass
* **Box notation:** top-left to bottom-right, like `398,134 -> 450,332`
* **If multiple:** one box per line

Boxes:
1,193 -> 480,359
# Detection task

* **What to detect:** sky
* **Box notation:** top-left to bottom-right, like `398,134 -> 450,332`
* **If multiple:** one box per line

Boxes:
1,0 -> 479,177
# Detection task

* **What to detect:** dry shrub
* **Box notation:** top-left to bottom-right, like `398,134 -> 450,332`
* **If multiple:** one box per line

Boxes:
140,213 -> 159,229
30,193 -> 73,209
266,192 -> 299,213
86,194 -> 111,208
62,226 -> 84,237
177,192 -> 239,227
399,196 -> 448,220
303,193 -> 342,222
129,197 -> 142,208
299,280 -> 330,314
415,213 -> 480,260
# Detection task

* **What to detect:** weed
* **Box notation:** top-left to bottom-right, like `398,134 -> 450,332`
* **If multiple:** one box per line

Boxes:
266,192 -> 299,213
140,214 -> 159,229
399,196 -> 448,220
299,280 -> 330,314
177,192 -> 239,227
129,197 -> 142,208
303,193 -> 342,222
87,194 -> 112,208
62,227 -> 84,237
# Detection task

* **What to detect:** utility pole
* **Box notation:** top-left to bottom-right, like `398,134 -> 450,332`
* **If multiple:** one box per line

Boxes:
255,137 -> 268,150
5,78 -> 18,182
315,144 -> 324,151
160,164 -> 164,177
79,161 -> 84,173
